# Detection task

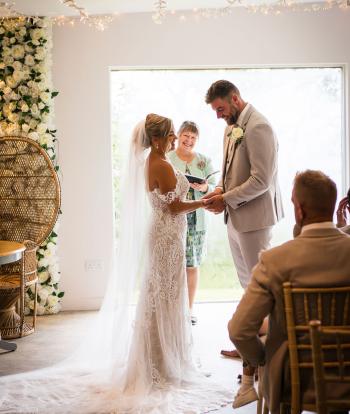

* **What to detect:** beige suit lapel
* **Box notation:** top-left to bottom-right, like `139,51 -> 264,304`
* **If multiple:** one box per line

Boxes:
222,127 -> 233,182
225,106 -> 255,174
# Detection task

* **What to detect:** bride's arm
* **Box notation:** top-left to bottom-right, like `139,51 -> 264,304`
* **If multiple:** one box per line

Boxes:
157,161 -> 204,214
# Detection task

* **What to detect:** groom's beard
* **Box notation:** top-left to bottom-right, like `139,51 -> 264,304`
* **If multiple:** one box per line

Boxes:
225,105 -> 239,125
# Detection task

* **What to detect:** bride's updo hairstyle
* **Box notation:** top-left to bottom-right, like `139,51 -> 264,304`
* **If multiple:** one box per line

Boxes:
145,113 -> 172,148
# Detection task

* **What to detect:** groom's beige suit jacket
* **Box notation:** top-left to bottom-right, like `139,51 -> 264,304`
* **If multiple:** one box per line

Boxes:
228,226 -> 350,414
218,105 -> 284,232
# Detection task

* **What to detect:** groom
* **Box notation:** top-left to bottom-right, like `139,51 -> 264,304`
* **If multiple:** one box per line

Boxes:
203,80 -> 283,407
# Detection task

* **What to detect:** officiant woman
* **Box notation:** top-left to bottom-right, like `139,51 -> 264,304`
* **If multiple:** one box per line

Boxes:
168,121 -> 217,325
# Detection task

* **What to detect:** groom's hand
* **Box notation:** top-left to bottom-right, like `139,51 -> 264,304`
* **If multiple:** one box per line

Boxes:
203,194 -> 226,214
202,187 -> 223,200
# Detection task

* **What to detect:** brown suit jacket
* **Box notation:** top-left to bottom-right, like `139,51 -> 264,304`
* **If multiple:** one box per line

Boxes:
228,226 -> 350,413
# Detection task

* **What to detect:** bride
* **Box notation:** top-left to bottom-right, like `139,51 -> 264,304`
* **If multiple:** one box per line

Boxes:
0,114 -> 230,413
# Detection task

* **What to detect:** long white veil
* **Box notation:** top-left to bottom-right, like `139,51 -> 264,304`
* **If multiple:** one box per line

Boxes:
0,120 -> 152,413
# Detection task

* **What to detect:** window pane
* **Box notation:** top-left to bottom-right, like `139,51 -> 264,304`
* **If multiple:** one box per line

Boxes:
111,67 -> 343,301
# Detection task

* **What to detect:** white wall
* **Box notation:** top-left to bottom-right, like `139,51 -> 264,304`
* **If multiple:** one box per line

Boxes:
52,8 -> 350,310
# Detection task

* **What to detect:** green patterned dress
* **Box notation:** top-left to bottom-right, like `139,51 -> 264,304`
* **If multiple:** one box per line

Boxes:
185,165 -> 206,267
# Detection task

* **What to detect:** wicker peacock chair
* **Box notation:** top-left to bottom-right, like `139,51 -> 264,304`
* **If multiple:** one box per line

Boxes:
0,135 -> 61,339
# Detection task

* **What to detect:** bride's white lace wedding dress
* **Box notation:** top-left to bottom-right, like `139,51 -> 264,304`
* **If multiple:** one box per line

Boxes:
123,169 -> 231,412
0,164 -> 231,413
125,170 -> 193,390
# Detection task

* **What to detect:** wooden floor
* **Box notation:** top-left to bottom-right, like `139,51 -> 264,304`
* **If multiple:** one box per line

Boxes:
0,302 -> 257,414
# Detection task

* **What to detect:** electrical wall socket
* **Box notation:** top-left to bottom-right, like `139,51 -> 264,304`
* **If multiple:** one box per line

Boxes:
85,259 -> 104,272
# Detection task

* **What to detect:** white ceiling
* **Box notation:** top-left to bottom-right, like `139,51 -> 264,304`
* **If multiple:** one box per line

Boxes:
3,0 -> 235,16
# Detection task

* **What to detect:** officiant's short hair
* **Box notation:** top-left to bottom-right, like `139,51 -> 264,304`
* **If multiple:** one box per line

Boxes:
178,121 -> 199,137
205,80 -> 240,104
294,170 -> 337,217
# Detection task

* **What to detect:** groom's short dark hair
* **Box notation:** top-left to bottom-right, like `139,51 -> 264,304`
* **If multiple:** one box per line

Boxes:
205,80 -> 240,104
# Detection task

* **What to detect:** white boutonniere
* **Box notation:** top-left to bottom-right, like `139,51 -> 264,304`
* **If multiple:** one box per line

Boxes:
227,125 -> 244,146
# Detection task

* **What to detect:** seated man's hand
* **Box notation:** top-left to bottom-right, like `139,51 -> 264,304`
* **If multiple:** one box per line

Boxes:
203,193 -> 226,214
336,196 -> 350,228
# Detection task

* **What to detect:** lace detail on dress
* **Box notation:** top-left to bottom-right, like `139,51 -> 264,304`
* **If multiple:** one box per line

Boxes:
0,169 -> 233,414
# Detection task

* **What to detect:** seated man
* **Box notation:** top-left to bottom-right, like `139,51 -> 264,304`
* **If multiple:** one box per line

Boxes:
228,170 -> 350,414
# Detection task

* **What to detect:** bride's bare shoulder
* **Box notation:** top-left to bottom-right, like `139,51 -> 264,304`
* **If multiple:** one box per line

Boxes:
148,155 -> 177,193
148,156 -> 174,175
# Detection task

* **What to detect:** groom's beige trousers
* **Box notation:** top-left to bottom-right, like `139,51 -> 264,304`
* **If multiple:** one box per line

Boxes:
227,216 -> 272,289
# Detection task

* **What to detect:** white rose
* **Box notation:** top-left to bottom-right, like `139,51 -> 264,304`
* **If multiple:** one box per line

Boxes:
38,102 -> 45,110
13,70 -> 24,82
30,28 -> 44,42
231,126 -> 244,140
2,38 -> 10,47
24,55 -> 35,66
31,103 -> 40,117
0,62 -> 5,70
38,257 -> 48,268
34,47 -> 45,61
29,86 -> 40,98
18,85 -> 29,95
3,46 -> 11,56
40,91 -> 51,104
10,91 -> 19,101
28,131 -> 40,142
6,76 -> 18,89
40,133 -> 54,148
10,37 -> 16,44
0,80 -> 5,89
47,295 -> 59,307
11,44 -> 25,59
0,27 -> 5,34
37,123 -> 47,134
22,123 -> 30,133
3,103 -> 11,116
38,270 -> 49,283
8,112 -> 20,123
19,27 -> 26,36
15,32 -> 24,42
4,55 -> 14,65
25,44 -> 34,53
13,60 -> 22,71
20,102 -> 29,112
36,62 -> 48,74
29,119 -> 38,129
9,102 -> 16,111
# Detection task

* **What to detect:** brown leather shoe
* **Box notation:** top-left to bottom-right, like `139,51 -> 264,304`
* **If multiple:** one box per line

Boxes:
220,349 -> 241,358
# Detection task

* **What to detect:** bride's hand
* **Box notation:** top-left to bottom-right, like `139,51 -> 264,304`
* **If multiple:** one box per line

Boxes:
202,187 -> 223,200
